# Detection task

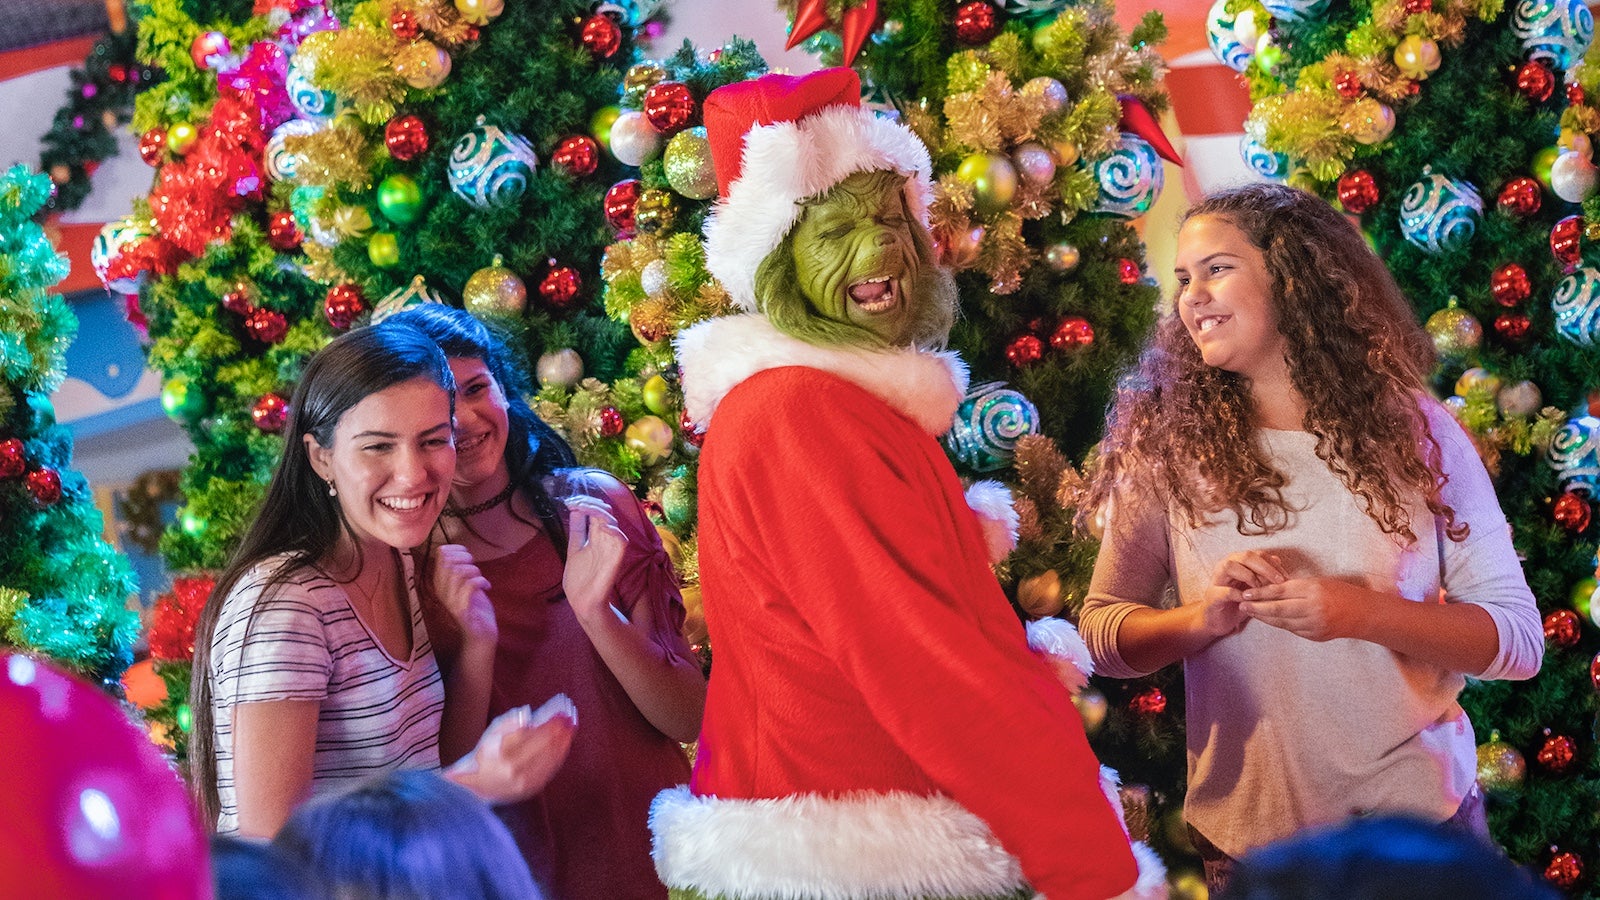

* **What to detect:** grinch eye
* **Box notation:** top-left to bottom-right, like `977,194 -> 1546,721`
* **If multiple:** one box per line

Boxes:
820,224 -> 851,240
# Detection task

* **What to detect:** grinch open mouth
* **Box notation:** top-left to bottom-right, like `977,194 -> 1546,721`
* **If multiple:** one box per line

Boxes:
847,276 -> 898,313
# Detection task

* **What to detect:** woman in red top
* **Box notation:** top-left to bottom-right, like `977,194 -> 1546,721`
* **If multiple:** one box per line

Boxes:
385,304 -> 705,900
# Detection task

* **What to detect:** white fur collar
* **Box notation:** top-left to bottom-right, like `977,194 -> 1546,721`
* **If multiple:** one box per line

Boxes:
675,314 -> 969,437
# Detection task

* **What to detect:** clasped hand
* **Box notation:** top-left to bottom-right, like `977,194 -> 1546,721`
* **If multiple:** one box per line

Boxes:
1202,551 -> 1373,643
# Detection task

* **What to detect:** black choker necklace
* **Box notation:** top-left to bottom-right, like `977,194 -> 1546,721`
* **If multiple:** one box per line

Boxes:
443,482 -> 515,518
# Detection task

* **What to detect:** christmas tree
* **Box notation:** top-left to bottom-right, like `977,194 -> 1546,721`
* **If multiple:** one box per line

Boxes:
39,26 -> 153,213
771,0 -> 1198,884
1217,0 -> 1599,891
113,0 -> 648,758
0,165 -> 139,688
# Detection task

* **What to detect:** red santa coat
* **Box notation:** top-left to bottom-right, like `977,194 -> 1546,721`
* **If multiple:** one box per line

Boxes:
653,314 -> 1140,900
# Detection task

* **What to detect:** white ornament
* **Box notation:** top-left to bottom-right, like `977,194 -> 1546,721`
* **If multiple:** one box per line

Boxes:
536,349 -> 584,389
1551,150 -> 1600,203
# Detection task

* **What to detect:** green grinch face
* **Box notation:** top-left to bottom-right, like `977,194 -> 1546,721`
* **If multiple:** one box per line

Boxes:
754,170 -> 957,350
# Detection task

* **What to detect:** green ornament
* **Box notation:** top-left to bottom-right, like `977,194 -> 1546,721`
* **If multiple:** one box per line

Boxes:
641,374 -> 674,417
160,376 -> 207,421
368,232 -> 401,268
956,152 -> 1018,217
1573,576 -> 1598,623
179,506 -> 207,538
662,476 -> 696,528
591,105 -> 622,153
1533,145 -> 1561,192
663,127 -> 717,200
176,703 -> 194,733
377,174 -> 425,225
23,391 -> 55,433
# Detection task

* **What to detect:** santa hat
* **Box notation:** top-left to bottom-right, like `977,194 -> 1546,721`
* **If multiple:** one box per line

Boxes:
702,67 -> 934,313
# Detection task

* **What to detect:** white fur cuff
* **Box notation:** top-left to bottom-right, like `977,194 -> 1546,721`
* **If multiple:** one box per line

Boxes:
1025,618 -> 1094,681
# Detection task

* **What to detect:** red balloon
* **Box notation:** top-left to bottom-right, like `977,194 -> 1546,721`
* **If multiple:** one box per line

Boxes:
1554,492 -> 1593,532
1336,170 -> 1380,214
1490,263 -> 1531,306
1118,258 -> 1141,284
384,115 -> 430,162
1005,333 -> 1043,367
552,134 -> 600,177
953,1 -> 1000,44
324,284 -> 366,330
1333,70 -> 1363,99
1545,608 -> 1583,648
266,210 -> 302,252
643,81 -> 697,134
579,14 -> 623,59
251,393 -> 290,433
1517,60 -> 1555,103
598,406 -> 625,437
1049,316 -> 1095,351
604,179 -> 642,236
1494,311 -> 1532,343
0,654 -> 210,898
244,307 -> 289,344
1552,215 -> 1583,272
1129,686 -> 1167,716
25,467 -> 61,507
538,263 -> 583,310
0,438 -> 25,478
1497,176 -> 1542,218
137,128 -> 167,167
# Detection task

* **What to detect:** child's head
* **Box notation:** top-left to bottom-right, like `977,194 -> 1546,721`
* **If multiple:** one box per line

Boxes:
273,769 -> 544,900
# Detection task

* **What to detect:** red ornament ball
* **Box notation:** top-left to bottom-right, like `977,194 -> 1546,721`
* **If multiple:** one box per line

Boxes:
1490,263 -> 1532,306
603,179 -> 642,236
1336,170 -> 1380,214
1545,608 -> 1583,648
1005,333 -> 1043,367
389,7 -> 420,41
1494,311 -> 1532,343
1545,850 -> 1584,890
1498,176 -> 1543,218
552,134 -> 600,177
538,264 -> 583,310
244,308 -> 289,345
598,406 -> 625,437
1049,316 -> 1095,351
1537,731 -> 1578,774
1333,70 -> 1363,99
1518,61 -> 1556,102
680,409 -> 704,448
220,287 -> 254,316
251,393 -> 290,433
1402,0 -> 1432,12
267,210 -> 302,252
643,81 -> 697,134
0,437 -> 25,478
384,115 -> 430,162
190,31 -> 231,70
1129,686 -> 1167,716
1551,215 -> 1584,271
25,467 -> 61,508
138,128 -> 167,166
1118,258 -> 1141,284
953,1 -> 1001,44
1554,492 -> 1592,533
324,284 -> 366,330
579,14 -> 623,59
1570,83 -> 1587,106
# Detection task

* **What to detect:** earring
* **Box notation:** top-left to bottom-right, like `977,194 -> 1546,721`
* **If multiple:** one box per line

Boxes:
327,479 -> 337,497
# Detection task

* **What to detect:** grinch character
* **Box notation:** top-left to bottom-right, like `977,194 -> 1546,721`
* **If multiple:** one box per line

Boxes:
649,68 -> 1158,900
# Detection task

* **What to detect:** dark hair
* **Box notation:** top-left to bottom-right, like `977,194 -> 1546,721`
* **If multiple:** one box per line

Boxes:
381,304 -> 574,550
1221,815 -> 1556,900
272,770 -> 543,900
190,325 -> 456,826
212,835 -> 324,900
1083,182 -> 1463,545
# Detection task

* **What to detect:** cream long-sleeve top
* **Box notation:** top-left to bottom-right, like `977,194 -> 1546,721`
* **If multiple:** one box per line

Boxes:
1078,399 -> 1543,858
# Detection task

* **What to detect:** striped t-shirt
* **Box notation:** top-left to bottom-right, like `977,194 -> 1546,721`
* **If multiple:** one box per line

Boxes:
210,552 -> 445,834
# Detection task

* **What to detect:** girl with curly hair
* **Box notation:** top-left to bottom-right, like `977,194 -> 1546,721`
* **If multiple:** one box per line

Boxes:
1077,183 -> 1544,893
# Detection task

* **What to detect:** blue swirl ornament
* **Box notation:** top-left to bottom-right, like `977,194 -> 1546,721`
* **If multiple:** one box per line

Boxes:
1553,266 -> 1600,345
286,56 -> 336,121
1398,171 -> 1482,253
1240,135 -> 1289,180
371,274 -> 448,324
1260,0 -> 1331,22
1205,0 -> 1252,72
941,381 -> 1041,472
1549,415 -> 1600,496
1091,134 -> 1164,219
994,0 -> 1071,20
448,116 -> 539,209
91,217 -> 153,293
265,119 -> 320,182
1511,0 -> 1594,71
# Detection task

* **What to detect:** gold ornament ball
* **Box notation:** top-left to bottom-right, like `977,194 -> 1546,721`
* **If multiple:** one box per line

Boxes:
1168,869 -> 1208,900
396,41 -> 452,89
1454,367 -> 1501,399
453,0 -> 504,26
1045,243 -> 1080,272
1424,303 -> 1482,361
1586,222 -> 1600,242
1476,734 -> 1526,795
1343,100 -> 1395,146
663,127 -> 718,200
625,415 -> 675,465
955,152 -> 1019,217
463,255 -> 528,316
367,232 -> 401,268
1393,34 -> 1441,79
634,188 -> 678,235
1071,685 -> 1108,735
623,62 -> 666,104
1016,570 -> 1064,618
1022,76 -> 1069,114
1050,139 -> 1080,168
166,121 -> 199,154
641,374 -> 674,417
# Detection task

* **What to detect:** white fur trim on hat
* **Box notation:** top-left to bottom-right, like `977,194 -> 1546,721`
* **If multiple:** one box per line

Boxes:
649,786 -> 1028,898
703,104 -> 934,313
